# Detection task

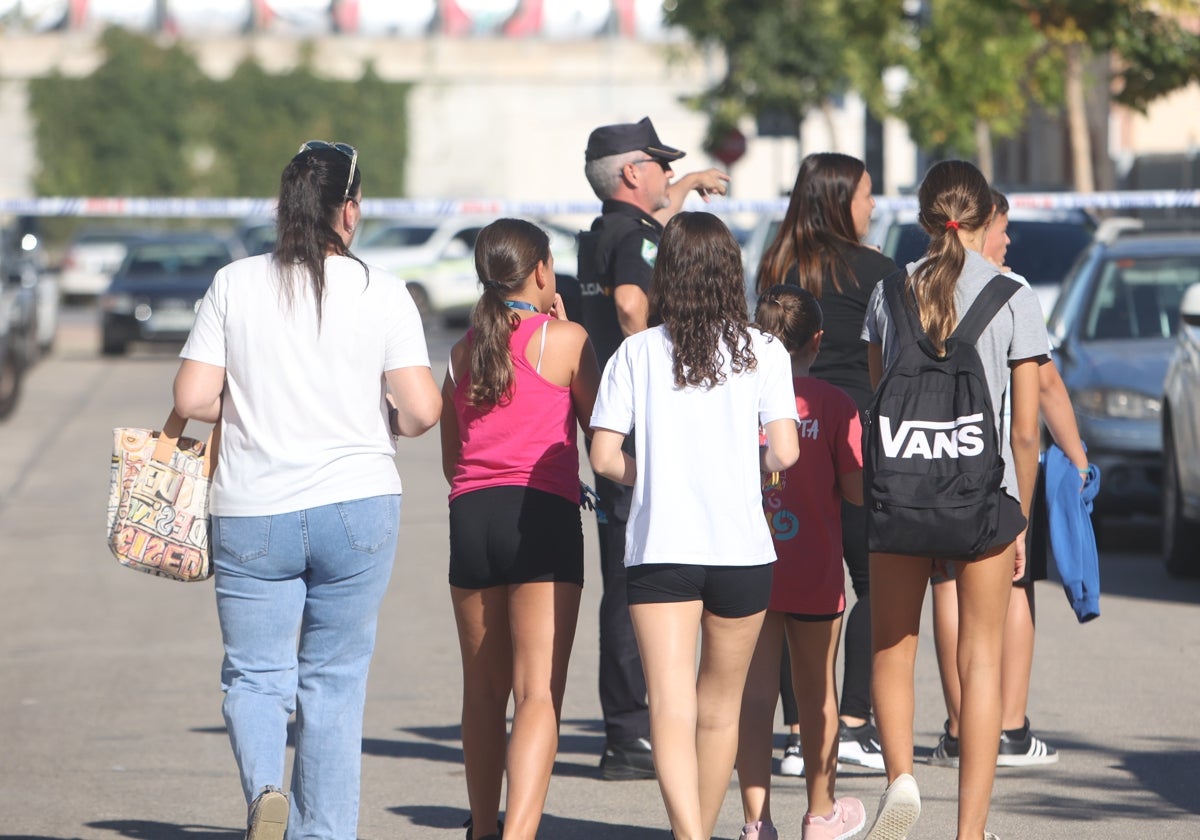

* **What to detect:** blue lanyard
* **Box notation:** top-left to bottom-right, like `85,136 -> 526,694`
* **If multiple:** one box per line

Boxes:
504,300 -> 540,313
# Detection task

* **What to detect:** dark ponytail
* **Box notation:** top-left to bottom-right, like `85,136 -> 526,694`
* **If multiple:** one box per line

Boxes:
755,284 -> 823,356
273,145 -> 364,325
467,218 -> 551,407
910,160 -> 992,354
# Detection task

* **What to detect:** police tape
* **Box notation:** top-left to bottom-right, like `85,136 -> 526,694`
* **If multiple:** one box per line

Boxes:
1,190 -> 1199,218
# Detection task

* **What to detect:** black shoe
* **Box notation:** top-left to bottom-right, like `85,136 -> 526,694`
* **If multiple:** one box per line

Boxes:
997,717 -> 1059,767
929,719 -> 960,767
463,817 -> 503,840
600,736 -> 656,780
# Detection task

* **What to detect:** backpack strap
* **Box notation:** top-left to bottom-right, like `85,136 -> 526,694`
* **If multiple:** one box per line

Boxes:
952,274 -> 1023,344
881,269 -> 923,346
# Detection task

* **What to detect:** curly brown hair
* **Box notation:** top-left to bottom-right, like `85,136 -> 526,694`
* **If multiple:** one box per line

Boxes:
650,212 -> 756,389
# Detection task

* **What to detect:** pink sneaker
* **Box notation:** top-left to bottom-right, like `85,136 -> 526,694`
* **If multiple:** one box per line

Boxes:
740,820 -> 780,840
802,797 -> 867,840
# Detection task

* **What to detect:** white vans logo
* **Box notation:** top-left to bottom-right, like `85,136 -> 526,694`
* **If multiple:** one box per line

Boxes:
879,413 -> 985,459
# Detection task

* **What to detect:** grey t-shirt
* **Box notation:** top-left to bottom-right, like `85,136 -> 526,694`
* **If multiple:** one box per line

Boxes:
861,249 -> 1050,503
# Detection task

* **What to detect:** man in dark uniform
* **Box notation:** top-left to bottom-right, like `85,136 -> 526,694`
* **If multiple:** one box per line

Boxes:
579,116 -> 729,780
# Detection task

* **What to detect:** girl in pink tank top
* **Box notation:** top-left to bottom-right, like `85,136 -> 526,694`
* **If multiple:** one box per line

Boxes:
439,218 -> 600,840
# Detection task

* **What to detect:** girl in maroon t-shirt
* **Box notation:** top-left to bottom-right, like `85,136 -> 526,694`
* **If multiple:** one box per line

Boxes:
735,285 -> 866,840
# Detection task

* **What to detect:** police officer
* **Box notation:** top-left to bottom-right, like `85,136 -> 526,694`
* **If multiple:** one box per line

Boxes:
579,116 -> 728,780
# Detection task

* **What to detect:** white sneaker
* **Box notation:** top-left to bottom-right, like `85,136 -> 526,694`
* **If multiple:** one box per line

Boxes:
246,786 -> 288,840
838,721 -> 886,772
863,773 -> 921,840
780,734 -> 805,777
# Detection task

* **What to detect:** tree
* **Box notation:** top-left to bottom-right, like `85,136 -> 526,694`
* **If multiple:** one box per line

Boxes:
663,0 -> 894,157
991,0 -> 1200,191
28,29 -> 411,199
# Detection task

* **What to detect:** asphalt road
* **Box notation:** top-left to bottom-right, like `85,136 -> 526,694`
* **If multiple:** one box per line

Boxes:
2,308 -> 1199,839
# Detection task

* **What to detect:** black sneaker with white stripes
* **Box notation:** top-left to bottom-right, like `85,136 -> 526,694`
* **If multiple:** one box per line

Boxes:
996,718 -> 1059,766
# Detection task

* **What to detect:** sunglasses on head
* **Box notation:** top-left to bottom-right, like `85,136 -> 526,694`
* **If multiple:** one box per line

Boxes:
299,140 -> 358,201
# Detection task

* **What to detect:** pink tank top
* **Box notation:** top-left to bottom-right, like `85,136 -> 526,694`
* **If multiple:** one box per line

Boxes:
449,314 -> 580,504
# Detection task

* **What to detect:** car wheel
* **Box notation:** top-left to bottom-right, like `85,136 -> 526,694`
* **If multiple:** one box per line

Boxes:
0,349 -> 21,420
406,283 -> 432,323
1162,421 -> 1200,577
101,332 -> 127,357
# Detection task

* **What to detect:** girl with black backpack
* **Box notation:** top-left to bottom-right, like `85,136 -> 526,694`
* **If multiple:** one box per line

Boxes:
859,161 -> 1048,840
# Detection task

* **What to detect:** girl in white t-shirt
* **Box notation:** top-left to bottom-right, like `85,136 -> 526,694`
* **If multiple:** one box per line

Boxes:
589,212 -> 800,840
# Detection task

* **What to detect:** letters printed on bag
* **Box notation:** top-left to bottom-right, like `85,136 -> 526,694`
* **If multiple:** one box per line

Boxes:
106,414 -> 217,582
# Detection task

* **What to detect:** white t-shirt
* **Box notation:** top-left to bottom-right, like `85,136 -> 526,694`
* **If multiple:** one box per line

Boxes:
590,325 -> 799,567
181,254 -> 431,516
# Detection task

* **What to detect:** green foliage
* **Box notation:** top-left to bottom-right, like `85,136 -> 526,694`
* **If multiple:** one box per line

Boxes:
665,0 -> 856,129
892,0 -> 1064,156
27,28 -> 410,197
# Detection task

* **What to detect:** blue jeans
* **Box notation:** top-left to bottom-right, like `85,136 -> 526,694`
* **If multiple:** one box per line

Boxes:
212,495 -> 400,840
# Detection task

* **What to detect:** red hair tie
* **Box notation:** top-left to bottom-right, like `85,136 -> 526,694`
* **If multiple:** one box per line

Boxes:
945,220 -> 960,231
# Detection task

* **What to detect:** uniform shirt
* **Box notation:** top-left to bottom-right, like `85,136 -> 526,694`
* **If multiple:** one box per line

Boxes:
590,326 -> 799,567
862,249 -> 1050,503
784,243 -> 898,411
181,253 -> 431,516
579,199 -> 662,369
765,377 -> 863,616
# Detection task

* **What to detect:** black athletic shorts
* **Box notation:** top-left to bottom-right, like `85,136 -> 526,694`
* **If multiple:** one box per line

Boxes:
626,562 -> 773,619
448,486 -> 584,589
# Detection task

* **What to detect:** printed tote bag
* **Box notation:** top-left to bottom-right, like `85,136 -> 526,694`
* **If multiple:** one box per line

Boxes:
107,410 -> 219,582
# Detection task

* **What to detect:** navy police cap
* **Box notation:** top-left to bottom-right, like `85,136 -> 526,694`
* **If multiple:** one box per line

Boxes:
585,117 -> 686,163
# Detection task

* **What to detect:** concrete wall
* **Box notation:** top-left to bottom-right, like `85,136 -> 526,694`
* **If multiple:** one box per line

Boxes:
0,31 -> 921,203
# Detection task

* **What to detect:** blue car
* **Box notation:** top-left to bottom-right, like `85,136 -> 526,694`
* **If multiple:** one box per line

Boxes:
1047,228 -> 1200,518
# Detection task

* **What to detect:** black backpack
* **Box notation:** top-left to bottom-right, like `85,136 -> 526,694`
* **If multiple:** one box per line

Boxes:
863,272 -> 1021,558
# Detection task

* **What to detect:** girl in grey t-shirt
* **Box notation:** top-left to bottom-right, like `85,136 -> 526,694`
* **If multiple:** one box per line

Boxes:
858,161 -> 1043,840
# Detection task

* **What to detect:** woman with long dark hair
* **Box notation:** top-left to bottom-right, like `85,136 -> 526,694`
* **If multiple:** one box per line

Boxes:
590,212 -> 800,840
756,152 -> 897,775
440,218 -> 600,840
173,141 -> 442,839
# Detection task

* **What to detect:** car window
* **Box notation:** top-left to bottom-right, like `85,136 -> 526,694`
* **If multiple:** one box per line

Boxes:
360,225 -> 437,248
1006,222 -> 1094,287
124,242 -> 232,278
882,220 -> 1094,288
1084,256 -> 1200,341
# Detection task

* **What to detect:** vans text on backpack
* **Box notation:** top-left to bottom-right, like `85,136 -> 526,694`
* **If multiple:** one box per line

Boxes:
864,272 -> 1021,558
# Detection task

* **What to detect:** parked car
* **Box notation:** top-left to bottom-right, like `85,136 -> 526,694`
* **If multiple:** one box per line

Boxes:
0,279 -> 24,419
0,225 -> 42,368
59,230 -> 137,300
1160,281 -> 1200,576
235,217 -> 277,256
99,234 -> 243,356
3,221 -> 58,355
867,206 -> 1097,317
1047,231 -> 1200,519
355,215 -> 579,325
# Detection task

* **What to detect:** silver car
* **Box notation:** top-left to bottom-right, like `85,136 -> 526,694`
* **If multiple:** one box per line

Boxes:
1048,231 -> 1200,520
1161,281 -> 1200,576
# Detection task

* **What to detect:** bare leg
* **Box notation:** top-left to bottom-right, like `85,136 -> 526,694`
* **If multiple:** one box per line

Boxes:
784,616 -> 843,819
451,586 -> 512,837
1000,584 -> 1035,731
736,611 -> 787,826
932,579 -> 961,736
630,600 -> 706,840
954,544 -> 1015,839
502,582 -> 582,840
696,608 -> 768,840
869,553 -> 932,781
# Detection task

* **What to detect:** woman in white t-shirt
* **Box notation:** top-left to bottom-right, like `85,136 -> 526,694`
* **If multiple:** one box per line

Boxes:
173,141 -> 442,840
589,212 -> 800,840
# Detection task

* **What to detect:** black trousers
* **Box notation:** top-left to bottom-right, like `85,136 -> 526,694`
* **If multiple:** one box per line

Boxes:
590,443 -> 650,745
840,497 -> 872,721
